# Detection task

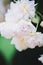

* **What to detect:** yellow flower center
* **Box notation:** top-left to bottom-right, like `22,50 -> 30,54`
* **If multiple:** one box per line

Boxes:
19,38 -> 25,44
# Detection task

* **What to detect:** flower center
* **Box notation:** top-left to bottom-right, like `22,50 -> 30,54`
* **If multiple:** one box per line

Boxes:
19,38 -> 25,44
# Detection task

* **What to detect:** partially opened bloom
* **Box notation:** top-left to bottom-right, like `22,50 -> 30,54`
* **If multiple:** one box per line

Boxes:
40,21 -> 43,27
32,14 -> 40,24
38,55 -> 43,63
5,0 -> 35,23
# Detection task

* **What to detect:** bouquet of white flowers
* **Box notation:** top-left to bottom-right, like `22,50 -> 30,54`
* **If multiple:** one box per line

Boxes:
0,0 -> 43,64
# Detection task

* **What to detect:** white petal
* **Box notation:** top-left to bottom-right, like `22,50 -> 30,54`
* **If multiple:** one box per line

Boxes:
14,19 -> 36,33
25,32 -> 43,48
0,22 -> 16,38
5,0 -> 35,23
38,55 -> 43,63
11,37 -> 28,51
40,21 -> 43,27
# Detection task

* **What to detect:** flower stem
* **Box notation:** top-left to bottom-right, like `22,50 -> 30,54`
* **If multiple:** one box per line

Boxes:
36,21 -> 39,31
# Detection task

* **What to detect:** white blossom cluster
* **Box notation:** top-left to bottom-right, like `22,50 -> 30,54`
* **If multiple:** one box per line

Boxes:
5,0 -> 35,23
0,0 -> 43,51
0,0 -> 43,63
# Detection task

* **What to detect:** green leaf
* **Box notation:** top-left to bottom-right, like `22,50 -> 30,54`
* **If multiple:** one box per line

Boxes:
0,36 -> 16,61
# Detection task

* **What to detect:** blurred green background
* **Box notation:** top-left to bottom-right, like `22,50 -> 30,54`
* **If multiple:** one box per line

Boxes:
0,35 -> 16,61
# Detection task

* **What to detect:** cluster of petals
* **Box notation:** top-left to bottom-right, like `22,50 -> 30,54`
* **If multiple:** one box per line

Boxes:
5,0 -> 35,23
0,0 -> 43,52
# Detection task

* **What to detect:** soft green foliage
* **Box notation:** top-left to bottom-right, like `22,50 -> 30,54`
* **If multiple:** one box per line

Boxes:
0,35 -> 16,61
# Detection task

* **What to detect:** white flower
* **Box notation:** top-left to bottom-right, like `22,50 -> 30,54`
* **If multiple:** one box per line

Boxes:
25,32 -> 43,48
5,0 -> 35,23
0,18 -> 36,51
38,55 -> 43,63
11,37 -> 28,51
11,31 -> 43,51
40,21 -> 43,27
0,19 -> 36,39
13,19 -> 36,33
1,0 -> 43,52
0,22 -> 16,38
